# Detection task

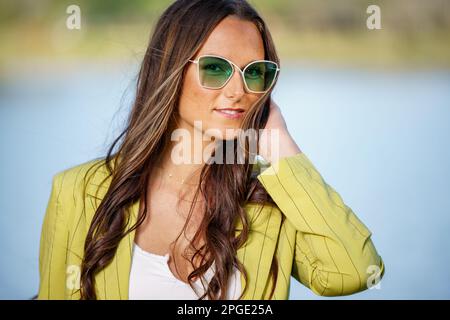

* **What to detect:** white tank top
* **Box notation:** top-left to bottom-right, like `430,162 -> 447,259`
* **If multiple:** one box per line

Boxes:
129,242 -> 242,300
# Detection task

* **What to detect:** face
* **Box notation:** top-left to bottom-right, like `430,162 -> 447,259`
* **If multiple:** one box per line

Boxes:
177,15 -> 266,141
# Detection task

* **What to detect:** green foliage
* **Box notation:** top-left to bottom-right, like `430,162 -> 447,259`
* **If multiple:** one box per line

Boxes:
1,0 -> 449,68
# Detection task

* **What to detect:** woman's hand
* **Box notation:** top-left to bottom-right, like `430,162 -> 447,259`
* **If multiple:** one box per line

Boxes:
258,98 -> 302,164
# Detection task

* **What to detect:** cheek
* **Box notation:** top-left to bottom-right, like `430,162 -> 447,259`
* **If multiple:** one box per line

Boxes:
178,69 -> 217,122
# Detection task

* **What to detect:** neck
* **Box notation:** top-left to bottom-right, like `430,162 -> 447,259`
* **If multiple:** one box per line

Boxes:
155,119 -> 215,190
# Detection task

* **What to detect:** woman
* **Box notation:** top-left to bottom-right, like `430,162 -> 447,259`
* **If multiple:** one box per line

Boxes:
37,0 -> 385,300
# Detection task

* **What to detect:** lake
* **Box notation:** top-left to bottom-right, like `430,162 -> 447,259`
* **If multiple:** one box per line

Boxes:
1,60 -> 449,299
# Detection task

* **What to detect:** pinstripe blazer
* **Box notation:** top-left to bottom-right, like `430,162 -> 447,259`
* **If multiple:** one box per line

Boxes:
37,152 -> 385,299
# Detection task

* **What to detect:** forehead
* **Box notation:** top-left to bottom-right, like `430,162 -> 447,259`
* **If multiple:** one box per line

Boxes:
196,16 -> 265,68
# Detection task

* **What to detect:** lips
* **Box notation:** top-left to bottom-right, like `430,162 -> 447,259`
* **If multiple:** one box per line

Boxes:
214,107 -> 245,119
215,107 -> 245,113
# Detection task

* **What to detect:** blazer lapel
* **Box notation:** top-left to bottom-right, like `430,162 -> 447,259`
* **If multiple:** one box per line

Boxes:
235,204 -> 282,299
84,165 -> 136,300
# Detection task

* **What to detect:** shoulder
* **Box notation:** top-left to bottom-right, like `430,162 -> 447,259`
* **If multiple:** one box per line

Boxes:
54,157 -> 107,192
50,157 -> 113,215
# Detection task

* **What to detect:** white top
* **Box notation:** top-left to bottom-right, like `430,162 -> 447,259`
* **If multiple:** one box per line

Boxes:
129,242 -> 242,300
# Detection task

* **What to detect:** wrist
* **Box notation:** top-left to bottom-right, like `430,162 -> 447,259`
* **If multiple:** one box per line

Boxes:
259,130 -> 301,164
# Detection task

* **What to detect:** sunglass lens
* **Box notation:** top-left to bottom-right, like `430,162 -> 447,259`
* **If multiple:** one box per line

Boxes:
198,56 -> 233,88
244,62 -> 278,92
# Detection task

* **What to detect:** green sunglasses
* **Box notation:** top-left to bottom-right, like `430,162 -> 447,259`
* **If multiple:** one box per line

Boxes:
188,54 -> 280,93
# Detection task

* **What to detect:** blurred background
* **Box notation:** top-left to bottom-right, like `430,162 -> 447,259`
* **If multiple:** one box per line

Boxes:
0,0 -> 449,299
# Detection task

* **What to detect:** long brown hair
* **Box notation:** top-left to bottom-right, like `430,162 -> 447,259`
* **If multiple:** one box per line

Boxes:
79,0 -> 281,300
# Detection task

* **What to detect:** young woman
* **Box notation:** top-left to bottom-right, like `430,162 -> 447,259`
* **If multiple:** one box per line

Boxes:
37,0 -> 385,300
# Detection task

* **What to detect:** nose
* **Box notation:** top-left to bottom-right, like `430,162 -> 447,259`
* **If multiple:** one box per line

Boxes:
224,67 -> 245,98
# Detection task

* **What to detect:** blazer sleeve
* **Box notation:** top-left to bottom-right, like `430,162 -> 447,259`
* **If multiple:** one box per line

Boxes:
256,152 -> 385,296
37,172 -> 69,299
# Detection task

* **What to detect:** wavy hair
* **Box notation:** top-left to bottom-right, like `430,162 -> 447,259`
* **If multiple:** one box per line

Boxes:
79,0 -> 282,300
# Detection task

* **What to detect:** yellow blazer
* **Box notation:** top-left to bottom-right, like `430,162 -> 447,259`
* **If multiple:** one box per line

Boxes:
37,152 -> 385,299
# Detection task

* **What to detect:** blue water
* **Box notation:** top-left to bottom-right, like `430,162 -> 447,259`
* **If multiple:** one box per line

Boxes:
1,60 -> 449,299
